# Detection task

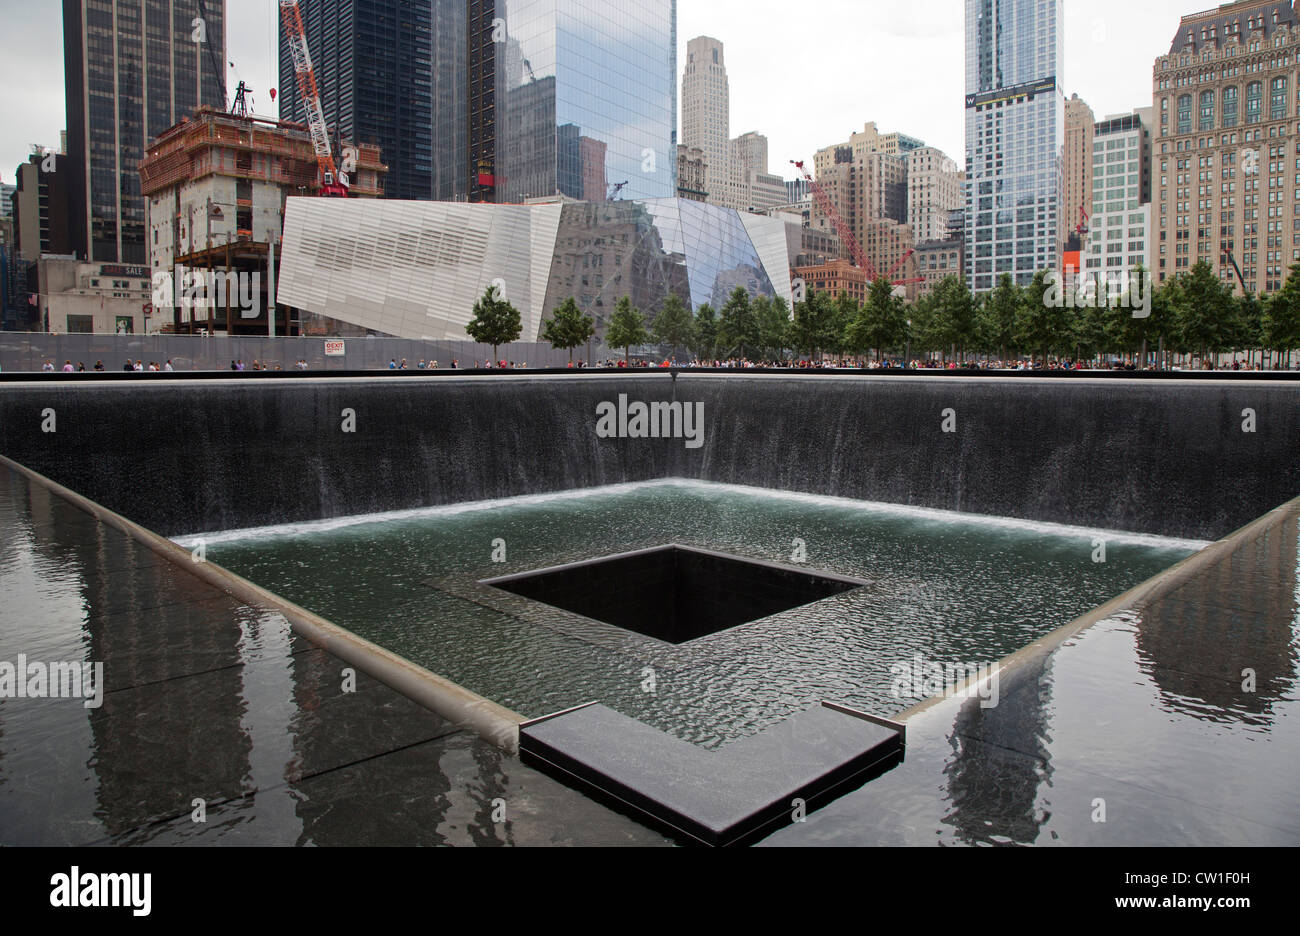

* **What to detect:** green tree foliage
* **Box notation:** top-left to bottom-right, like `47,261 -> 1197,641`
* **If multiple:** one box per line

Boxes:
931,275 -> 978,361
1175,261 -> 1237,359
651,292 -> 695,361
1012,270 -> 1070,363
692,303 -> 718,361
790,290 -> 840,360
977,274 -> 1022,359
540,297 -> 596,363
754,295 -> 792,363
718,286 -> 760,360
1263,262 -> 1300,366
465,284 -> 523,361
606,296 -> 649,363
847,278 -> 907,361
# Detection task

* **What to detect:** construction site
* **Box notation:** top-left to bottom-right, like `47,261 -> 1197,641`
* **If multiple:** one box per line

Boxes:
137,2 -> 387,337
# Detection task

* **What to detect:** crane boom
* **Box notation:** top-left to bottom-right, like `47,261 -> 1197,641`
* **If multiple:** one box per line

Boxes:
791,160 -> 922,287
279,0 -> 348,197
792,160 -> 877,279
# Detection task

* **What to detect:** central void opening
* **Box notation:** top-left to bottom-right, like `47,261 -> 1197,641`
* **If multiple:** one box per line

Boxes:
482,545 -> 867,644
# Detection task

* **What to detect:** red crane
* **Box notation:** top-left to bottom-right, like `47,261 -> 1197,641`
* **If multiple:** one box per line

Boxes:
280,1 -> 349,197
791,159 -> 921,288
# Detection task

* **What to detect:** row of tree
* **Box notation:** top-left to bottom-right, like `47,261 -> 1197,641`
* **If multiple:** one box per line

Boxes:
463,259 -> 1300,366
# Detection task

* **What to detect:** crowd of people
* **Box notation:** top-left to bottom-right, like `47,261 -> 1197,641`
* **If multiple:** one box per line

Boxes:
21,353 -> 1274,374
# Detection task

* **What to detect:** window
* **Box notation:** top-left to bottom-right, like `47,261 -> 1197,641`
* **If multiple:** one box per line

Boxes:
1201,90 -> 1216,130
1178,94 -> 1193,133
1273,76 -> 1290,120
1247,81 -> 1263,123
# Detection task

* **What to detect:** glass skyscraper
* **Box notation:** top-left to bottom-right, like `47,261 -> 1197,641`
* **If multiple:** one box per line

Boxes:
283,1 -> 675,206
64,0 -> 226,263
964,0 -> 1065,291
487,0 -> 678,204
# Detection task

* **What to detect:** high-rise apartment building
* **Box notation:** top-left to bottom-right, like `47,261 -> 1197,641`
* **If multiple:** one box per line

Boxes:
907,146 -> 964,245
1063,94 -> 1096,251
1085,109 -> 1152,282
812,123 -> 918,261
1153,0 -> 1300,294
64,0 -> 226,263
964,0 -> 1065,291
682,36 -> 731,208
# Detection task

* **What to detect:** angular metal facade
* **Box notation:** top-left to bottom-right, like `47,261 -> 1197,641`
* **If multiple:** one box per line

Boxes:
277,197 -> 792,341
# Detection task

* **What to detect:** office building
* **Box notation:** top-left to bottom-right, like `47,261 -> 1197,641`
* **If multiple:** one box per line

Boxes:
1085,108 -> 1152,283
682,35 -> 731,208
64,0 -> 227,263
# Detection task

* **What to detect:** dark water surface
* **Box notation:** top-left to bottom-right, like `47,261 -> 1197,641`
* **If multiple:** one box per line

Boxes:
199,481 -> 1204,747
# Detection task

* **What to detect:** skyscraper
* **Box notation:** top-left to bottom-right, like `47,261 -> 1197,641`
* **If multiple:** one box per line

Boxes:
278,0 -> 432,201
1062,93 -> 1096,253
495,0 -> 677,204
283,1 -> 676,205
63,0 -> 226,263
964,0 -> 1065,291
682,36 -> 730,206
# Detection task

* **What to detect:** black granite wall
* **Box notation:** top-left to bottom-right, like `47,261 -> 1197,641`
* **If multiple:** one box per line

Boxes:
1,374 -> 1296,540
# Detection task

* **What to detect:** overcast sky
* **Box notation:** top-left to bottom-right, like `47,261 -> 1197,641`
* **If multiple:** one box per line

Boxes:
1,0 -> 1195,187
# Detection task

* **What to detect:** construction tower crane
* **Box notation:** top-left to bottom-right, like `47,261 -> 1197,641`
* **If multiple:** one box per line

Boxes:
790,159 -> 922,288
279,0 -> 350,197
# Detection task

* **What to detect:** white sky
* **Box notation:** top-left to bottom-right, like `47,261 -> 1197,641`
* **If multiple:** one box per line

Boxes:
1,0 -> 1196,187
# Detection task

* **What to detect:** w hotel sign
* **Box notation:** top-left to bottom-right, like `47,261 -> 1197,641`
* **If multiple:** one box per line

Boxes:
966,76 -> 1057,109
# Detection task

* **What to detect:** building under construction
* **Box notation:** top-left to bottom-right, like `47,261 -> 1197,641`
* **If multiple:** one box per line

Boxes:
139,108 -> 386,335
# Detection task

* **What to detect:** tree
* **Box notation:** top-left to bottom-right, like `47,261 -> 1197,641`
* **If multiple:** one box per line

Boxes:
931,275 -> 978,362
465,284 -> 522,362
692,303 -> 718,361
540,297 -> 595,363
1264,262 -> 1300,368
606,296 -> 649,364
1175,261 -> 1236,365
977,273 -> 1021,361
1013,270 -> 1068,364
651,292 -> 695,362
847,278 -> 907,362
830,290 -> 858,362
791,290 -> 839,360
755,295 -> 792,363
718,286 -> 760,360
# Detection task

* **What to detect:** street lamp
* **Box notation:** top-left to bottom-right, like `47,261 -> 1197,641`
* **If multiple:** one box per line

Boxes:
905,319 -> 912,369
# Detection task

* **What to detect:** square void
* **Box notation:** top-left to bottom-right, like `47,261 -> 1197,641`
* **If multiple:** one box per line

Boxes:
482,545 -> 866,645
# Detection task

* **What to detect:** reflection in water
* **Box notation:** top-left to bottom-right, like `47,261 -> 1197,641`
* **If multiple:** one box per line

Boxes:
1135,516 -> 1299,724
941,652 -> 1054,846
